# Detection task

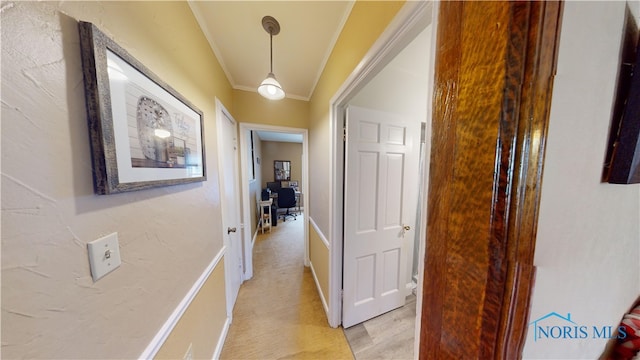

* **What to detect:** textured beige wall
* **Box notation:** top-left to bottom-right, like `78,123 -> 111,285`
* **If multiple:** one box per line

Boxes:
155,261 -> 227,360
260,142 -> 303,187
233,89 -> 309,129
307,1 -> 404,236
1,1 -> 231,358
305,0 -> 404,310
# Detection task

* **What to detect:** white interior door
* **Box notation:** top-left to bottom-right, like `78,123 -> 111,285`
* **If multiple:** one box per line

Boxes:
342,105 -> 420,328
218,105 -> 243,316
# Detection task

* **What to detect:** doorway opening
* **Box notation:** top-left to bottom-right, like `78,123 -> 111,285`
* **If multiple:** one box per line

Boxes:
238,123 -> 310,280
327,0 -> 437,354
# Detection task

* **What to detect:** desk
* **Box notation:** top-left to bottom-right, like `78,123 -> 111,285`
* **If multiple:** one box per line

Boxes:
259,198 -> 273,234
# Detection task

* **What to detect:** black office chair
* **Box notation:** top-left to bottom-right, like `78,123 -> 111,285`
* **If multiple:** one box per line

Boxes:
277,187 -> 297,221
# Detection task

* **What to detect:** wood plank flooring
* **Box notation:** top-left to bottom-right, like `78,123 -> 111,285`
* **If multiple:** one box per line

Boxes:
344,295 -> 416,360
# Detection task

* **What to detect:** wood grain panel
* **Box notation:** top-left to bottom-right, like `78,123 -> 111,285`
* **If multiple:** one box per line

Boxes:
419,1 -> 562,358
421,1 -> 462,357
497,3 -> 563,358
447,3 -> 510,357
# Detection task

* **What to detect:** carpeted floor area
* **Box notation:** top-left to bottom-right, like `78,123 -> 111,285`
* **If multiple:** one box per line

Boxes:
220,213 -> 354,360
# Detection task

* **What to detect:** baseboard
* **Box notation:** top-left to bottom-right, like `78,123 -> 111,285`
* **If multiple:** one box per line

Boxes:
310,260 -> 329,316
251,226 -> 260,254
139,247 -> 226,359
212,316 -> 231,360
251,228 -> 258,255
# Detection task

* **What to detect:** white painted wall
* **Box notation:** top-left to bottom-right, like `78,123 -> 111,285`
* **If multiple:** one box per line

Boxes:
350,26 -> 431,122
523,1 -> 640,358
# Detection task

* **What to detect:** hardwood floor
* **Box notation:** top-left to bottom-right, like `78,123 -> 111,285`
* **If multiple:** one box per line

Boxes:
220,213 -> 354,360
344,295 -> 416,360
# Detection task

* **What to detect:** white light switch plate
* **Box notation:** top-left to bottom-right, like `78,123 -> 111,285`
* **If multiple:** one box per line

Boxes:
87,232 -> 121,281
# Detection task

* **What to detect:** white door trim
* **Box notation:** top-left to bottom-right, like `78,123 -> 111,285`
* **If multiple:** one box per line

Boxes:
238,122 -> 310,276
215,98 -> 243,318
327,0 -> 436,329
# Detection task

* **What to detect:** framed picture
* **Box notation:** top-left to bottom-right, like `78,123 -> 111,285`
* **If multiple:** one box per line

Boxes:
274,160 -> 291,181
78,21 -> 206,194
604,17 -> 640,184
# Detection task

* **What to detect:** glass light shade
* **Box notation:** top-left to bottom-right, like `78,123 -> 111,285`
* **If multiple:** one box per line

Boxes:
258,73 -> 285,100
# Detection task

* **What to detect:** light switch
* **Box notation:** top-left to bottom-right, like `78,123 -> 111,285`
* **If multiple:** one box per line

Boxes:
87,232 -> 121,281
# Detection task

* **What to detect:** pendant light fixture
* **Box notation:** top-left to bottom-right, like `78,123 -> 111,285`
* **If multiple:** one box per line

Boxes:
258,16 -> 285,100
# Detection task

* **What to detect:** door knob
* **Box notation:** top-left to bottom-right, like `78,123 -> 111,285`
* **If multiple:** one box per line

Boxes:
401,225 -> 411,238
227,227 -> 237,234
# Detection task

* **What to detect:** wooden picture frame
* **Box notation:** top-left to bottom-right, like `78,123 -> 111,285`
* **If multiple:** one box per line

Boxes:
607,42 -> 640,184
78,21 -> 206,194
604,10 -> 640,184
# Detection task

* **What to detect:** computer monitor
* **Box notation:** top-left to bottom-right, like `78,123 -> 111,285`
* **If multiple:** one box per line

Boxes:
266,181 -> 281,192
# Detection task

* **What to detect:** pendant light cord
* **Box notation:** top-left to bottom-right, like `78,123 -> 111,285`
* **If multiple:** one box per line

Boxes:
270,31 -> 274,73
258,16 -> 284,100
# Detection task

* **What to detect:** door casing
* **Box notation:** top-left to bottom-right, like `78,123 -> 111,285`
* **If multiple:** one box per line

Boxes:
216,98 -> 244,318
419,2 -> 562,358
238,122 -> 310,279
328,1 -> 435,330
329,1 -> 561,357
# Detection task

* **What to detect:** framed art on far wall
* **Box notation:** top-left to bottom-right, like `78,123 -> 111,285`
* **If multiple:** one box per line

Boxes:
78,21 -> 206,194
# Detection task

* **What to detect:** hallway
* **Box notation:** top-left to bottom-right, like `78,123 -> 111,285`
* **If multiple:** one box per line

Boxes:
220,214 -> 354,359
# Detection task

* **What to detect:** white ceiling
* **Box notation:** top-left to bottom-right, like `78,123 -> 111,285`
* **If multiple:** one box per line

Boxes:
188,1 -> 355,101
256,130 -> 303,143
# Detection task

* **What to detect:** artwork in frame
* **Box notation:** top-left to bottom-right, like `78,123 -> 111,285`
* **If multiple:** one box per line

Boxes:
78,21 -> 206,194
603,13 -> 640,185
